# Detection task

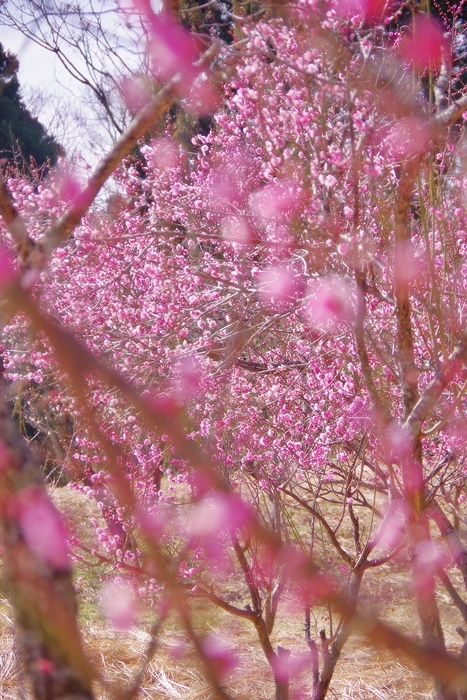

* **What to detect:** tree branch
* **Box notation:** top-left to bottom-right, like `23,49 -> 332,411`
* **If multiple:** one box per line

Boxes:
44,41 -> 221,255
405,334 -> 467,437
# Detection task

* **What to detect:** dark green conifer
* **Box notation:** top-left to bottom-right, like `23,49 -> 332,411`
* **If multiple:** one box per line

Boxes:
0,43 -> 62,168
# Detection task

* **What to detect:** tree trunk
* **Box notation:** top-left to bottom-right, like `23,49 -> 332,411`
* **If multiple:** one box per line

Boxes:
312,569 -> 364,700
275,646 -> 291,700
394,159 -> 455,700
0,395 -> 94,700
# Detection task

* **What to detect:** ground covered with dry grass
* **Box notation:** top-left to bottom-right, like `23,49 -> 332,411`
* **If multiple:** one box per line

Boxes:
0,485 -> 465,700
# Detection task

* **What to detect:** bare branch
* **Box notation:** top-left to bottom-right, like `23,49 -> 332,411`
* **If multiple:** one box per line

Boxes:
281,487 -> 353,564
43,41 -> 221,255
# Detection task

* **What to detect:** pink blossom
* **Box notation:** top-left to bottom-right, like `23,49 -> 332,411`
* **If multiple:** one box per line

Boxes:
383,423 -> 414,463
412,538 -> 446,600
36,658 -> 54,675
3,11 -> 467,690
189,492 -> 252,538
380,117 -> 431,161
121,75 -> 150,114
136,506 -> 167,539
0,245 -> 16,288
0,441 -> 10,471
55,169 -> 85,207
146,137 -> 178,171
201,635 -> 238,676
185,75 -> 220,116
398,15 -> 448,71
402,461 -> 424,496
100,578 -> 137,630
333,0 -> 395,24
249,181 -> 303,230
147,12 -> 201,92
414,539 -> 446,572
174,355 -> 202,402
303,276 -> 356,330
258,265 -> 300,311
393,241 -> 425,287
17,487 -> 69,569
271,648 -> 291,683
168,637 -> 188,660
221,215 -> 252,246
373,501 -> 409,551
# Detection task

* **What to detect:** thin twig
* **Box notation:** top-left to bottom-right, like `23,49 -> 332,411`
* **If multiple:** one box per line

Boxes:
44,41 -> 221,255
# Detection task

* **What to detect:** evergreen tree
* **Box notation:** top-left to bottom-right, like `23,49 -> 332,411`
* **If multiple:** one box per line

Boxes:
0,43 -> 62,167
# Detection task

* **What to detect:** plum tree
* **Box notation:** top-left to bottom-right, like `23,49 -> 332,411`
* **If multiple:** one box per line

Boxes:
1,2 -> 467,700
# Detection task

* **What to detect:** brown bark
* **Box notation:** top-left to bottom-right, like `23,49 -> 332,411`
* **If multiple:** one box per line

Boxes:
275,646 -> 291,700
394,158 -> 454,700
394,158 -> 421,416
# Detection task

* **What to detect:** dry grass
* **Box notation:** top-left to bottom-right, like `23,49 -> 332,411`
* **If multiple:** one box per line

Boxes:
0,626 -> 20,700
0,485 -> 465,700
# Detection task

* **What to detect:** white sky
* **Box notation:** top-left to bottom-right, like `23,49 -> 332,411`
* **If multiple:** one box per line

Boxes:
2,24 -> 69,92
